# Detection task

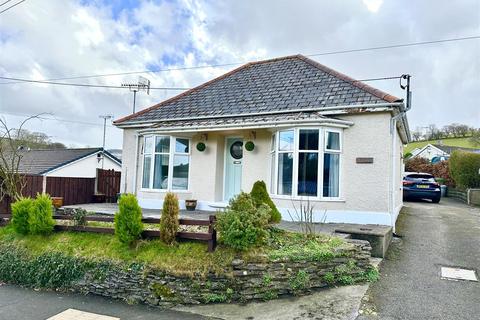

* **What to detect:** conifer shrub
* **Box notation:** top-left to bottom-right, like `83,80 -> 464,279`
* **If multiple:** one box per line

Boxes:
28,193 -> 55,235
114,193 -> 143,244
216,192 -> 271,250
449,151 -> 480,189
159,192 -> 179,245
250,180 -> 281,223
10,197 -> 34,235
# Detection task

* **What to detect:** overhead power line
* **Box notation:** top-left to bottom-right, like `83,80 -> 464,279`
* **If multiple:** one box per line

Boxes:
0,76 -> 189,90
0,0 -> 26,14
0,74 -> 403,91
2,111 -> 115,128
306,35 -> 480,57
0,0 -> 14,7
0,35 -> 477,85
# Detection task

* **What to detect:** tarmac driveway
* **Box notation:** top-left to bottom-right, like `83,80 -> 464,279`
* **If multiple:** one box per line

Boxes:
358,198 -> 480,320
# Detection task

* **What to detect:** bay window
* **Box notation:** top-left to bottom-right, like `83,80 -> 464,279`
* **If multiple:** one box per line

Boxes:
277,130 -> 294,195
141,135 -> 190,191
271,128 -> 342,199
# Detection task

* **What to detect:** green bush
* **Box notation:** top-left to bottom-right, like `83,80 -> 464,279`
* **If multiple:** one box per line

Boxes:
250,180 -> 281,223
289,270 -> 310,294
216,192 -> 270,250
449,151 -> 480,189
28,194 -> 55,235
10,197 -> 34,235
159,192 -> 179,245
114,193 -> 143,244
0,243 -> 92,288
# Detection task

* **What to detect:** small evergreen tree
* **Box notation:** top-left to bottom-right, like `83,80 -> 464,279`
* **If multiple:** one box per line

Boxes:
114,193 -> 143,244
250,180 -> 282,223
28,193 -> 55,235
216,192 -> 271,250
159,192 -> 179,245
10,197 -> 33,234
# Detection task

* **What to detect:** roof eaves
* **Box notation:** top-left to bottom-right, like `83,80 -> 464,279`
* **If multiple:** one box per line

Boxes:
102,149 -> 122,164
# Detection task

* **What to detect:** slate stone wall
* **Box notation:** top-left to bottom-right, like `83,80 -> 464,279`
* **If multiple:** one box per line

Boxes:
73,239 -> 372,308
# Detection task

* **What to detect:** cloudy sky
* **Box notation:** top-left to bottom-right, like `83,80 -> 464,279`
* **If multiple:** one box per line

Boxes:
0,0 -> 479,149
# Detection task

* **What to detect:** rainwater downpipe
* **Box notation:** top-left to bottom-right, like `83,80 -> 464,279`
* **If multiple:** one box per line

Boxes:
389,75 -> 412,232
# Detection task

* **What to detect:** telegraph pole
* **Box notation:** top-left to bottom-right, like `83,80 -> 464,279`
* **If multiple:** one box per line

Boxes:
99,114 -> 113,169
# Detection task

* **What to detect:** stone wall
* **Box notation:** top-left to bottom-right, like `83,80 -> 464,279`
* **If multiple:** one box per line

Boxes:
73,239 -> 372,308
467,189 -> 480,206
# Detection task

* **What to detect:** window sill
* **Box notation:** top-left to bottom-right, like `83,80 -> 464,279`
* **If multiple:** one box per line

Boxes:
139,188 -> 192,194
270,195 -> 345,202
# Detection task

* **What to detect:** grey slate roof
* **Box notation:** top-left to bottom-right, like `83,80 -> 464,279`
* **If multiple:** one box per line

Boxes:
15,148 -> 121,175
149,111 -> 333,130
115,55 -> 401,126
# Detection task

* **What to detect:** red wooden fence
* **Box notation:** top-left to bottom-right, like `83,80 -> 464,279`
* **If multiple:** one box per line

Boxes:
46,177 -> 95,206
96,169 -> 121,203
1,175 -> 96,213
0,175 -> 44,214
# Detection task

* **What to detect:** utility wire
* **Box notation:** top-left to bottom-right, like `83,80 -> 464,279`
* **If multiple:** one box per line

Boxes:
0,35 -> 477,85
0,0 -> 26,14
306,35 -> 480,57
0,74 -> 403,91
0,0 -> 14,7
0,76 -> 189,90
3,111 -> 115,128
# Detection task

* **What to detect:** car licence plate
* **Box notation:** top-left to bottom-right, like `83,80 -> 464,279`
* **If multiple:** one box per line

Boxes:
417,185 -> 429,188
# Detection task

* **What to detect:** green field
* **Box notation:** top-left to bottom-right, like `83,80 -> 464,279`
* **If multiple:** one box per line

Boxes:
405,137 -> 477,153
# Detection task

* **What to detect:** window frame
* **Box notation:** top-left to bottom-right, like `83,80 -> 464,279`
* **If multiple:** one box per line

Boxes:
270,127 -> 343,201
141,135 -> 191,192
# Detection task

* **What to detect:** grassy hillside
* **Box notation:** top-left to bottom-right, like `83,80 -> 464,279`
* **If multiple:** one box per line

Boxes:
405,137 -> 477,153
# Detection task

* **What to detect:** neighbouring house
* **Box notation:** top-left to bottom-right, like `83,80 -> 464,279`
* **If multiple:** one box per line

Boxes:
107,149 -> 123,161
114,55 -> 410,227
410,143 -> 480,162
16,147 -> 121,177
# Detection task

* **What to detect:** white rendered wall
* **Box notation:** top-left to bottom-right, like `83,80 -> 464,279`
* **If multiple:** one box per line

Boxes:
45,153 -> 120,178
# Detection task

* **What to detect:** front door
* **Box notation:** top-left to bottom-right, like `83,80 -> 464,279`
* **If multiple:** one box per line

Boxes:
224,137 -> 243,201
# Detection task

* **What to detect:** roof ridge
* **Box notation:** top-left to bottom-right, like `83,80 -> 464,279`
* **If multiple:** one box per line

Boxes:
295,55 -> 402,103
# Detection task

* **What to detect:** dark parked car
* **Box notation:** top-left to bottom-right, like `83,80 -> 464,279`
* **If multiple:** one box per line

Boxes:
403,172 -> 441,203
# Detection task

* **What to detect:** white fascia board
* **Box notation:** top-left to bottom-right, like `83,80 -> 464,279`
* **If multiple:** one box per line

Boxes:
114,102 -> 403,129
136,118 -> 354,135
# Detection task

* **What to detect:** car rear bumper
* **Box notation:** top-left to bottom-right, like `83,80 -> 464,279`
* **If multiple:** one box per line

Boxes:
403,189 -> 441,200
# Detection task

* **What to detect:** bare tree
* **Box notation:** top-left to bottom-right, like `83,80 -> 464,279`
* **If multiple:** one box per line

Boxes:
287,198 -> 327,237
411,130 -> 423,141
0,115 -> 44,202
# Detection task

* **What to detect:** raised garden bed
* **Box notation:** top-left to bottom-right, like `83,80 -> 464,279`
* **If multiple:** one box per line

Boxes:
0,225 -> 376,308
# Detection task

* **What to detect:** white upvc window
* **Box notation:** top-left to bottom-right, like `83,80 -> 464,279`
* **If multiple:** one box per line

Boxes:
141,135 -> 190,191
270,127 -> 342,200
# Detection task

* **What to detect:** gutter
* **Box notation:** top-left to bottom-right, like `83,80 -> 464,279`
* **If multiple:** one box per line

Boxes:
114,102 -> 404,129
136,118 -> 354,135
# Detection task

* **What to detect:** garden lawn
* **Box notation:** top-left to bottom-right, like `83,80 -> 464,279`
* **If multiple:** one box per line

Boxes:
0,225 -> 347,277
405,137 -> 476,153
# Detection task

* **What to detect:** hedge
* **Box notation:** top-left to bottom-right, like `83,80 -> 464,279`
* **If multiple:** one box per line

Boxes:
449,151 -> 480,189
404,158 -> 453,185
